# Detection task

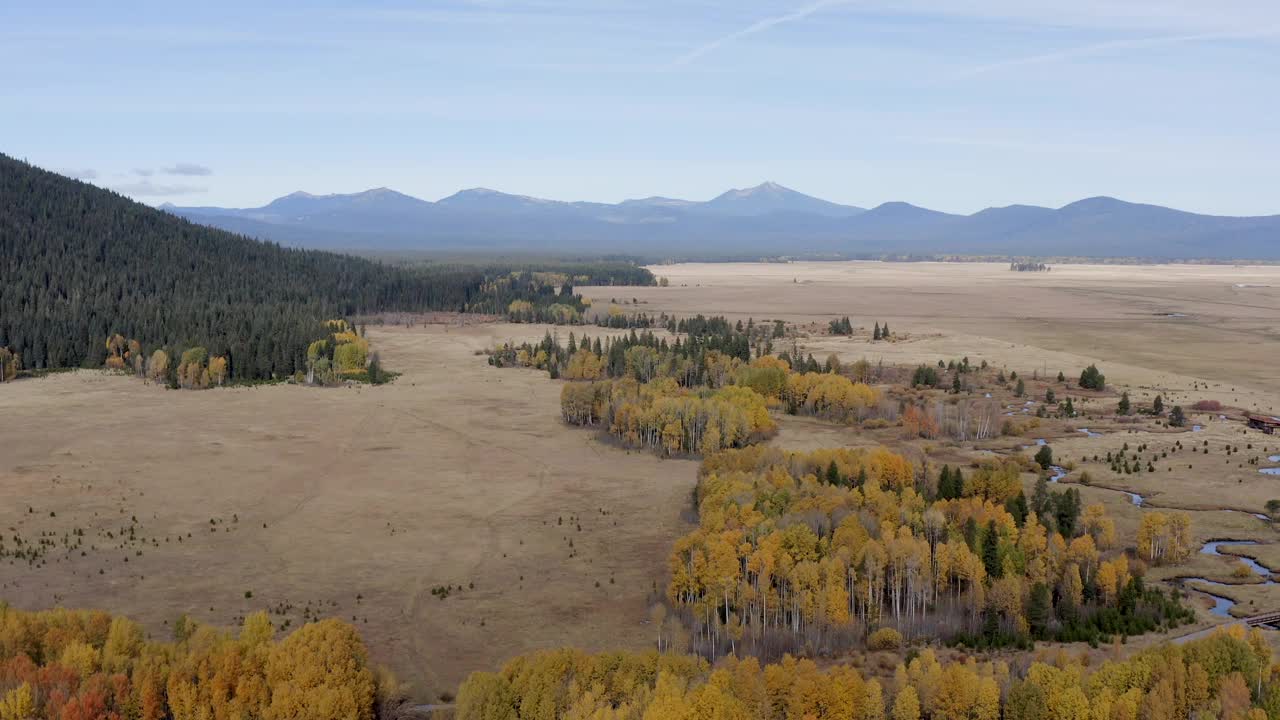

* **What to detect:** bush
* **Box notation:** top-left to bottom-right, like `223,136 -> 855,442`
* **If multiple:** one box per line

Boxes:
868,627 -> 903,650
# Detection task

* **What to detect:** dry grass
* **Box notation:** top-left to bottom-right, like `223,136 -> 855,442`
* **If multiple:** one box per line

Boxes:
0,323 -> 696,701
5,261 -> 1280,698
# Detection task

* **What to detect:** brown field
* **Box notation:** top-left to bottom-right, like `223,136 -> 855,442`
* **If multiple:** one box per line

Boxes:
0,323 -> 696,701
595,261 -> 1280,407
5,261 -> 1280,699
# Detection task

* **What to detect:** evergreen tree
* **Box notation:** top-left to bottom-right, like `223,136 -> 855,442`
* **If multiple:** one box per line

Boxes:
1054,488 -> 1081,537
963,517 -> 978,550
1153,395 -> 1165,414
1027,582 -> 1051,638
1034,444 -> 1054,469
1078,364 -> 1106,390
1170,405 -> 1186,427
1032,476 -> 1050,518
982,520 -> 1002,578
1015,378 -> 1026,397
1005,490 -> 1028,526
1117,391 -> 1131,415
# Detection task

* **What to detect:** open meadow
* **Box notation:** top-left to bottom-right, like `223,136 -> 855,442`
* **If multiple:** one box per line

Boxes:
0,322 -> 696,701
604,261 -> 1280,403
5,261 -> 1280,705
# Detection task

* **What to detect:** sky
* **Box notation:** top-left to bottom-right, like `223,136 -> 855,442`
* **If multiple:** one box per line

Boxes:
2,0 -> 1278,215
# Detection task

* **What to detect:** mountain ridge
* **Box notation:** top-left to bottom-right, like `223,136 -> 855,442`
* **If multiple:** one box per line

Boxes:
156,182 -> 1280,259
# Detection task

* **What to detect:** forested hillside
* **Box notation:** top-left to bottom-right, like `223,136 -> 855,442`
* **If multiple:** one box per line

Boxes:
0,155 -> 652,381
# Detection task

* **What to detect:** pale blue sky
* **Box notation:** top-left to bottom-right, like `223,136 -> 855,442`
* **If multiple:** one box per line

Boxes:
3,1 -> 1278,215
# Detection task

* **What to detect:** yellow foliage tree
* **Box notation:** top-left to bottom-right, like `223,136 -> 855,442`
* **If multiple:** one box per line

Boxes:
264,619 -> 376,720
0,347 -> 19,382
0,683 -> 34,720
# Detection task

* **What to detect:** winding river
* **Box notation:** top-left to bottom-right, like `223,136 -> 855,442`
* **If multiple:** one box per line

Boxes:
1184,541 -> 1276,617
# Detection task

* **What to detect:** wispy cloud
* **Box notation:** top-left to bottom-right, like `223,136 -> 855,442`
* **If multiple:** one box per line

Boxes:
955,24 -> 1280,77
163,162 -> 213,176
60,168 -> 98,180
665,0 -> 855,69
110,180 -> 207,197
133,168 -> 154,176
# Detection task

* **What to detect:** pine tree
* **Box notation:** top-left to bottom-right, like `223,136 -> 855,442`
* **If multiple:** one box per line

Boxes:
1027,582 -> 1051,638
1079,364 -> 1106,390
982,520 -> 1002,578
1032,475 -> 1051,519
1153,395 -> 1165,414
1170,405 -> 1186,427
938,465 -> 959,499
1005,490 -> 1028,526
1034,444 -> 1054,469
1117,391 -> 1131,415
1015,378 -> 1026,397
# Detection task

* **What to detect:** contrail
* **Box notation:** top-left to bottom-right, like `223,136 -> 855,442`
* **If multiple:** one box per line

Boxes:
665,0 -> 854,69
956,25 -> 1280,78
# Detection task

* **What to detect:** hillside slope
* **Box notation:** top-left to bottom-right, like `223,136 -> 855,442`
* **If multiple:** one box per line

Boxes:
0,154 -> 481,380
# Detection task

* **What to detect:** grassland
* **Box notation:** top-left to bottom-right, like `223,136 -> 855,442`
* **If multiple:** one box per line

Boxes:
0,322 -> 696,701
4,261 -> 1280,701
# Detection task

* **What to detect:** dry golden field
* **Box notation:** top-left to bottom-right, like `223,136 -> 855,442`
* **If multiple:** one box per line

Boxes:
0,323 -> 696,701
601,261 -> 1280,405
4,261 -> 1280,699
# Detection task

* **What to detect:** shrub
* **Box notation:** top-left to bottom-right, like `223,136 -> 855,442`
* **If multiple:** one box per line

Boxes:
868,627 -> 903,650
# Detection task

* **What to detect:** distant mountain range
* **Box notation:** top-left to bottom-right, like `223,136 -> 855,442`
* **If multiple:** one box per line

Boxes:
164,182 -> 1280,259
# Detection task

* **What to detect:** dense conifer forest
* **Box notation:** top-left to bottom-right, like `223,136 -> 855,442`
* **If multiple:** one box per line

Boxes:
0,155 -> 652,382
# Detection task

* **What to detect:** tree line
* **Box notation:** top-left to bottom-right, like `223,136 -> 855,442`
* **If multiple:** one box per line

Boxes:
0,605 -> 405,719
456,626 -> 1277,720
490,317 -> 767,385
